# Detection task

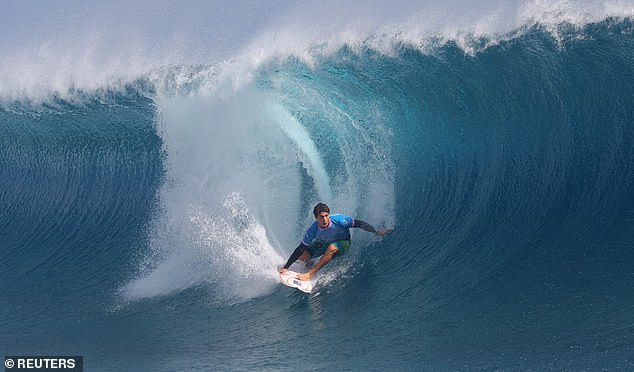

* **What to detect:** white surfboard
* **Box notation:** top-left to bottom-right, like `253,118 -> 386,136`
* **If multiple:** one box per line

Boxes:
279,270 -> 313,293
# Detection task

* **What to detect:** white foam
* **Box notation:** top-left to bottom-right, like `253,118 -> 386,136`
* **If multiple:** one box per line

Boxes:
265,102 -> 333,201
1,1 -> 631,101
122,193 -> 284,302
239,0 -> 634,66
122,85 -> 314,302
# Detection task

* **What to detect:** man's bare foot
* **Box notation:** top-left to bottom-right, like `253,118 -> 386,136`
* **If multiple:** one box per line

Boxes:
297,272 -> 312,281
278,267 -> 288,274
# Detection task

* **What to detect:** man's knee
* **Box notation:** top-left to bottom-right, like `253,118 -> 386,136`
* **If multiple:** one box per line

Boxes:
326,244 -> 339,256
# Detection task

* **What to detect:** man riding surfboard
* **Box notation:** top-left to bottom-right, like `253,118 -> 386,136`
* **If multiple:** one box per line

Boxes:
279,203 -> 393,281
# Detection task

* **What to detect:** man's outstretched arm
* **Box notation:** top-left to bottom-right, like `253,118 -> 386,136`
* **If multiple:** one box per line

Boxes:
354,219 -> 393,236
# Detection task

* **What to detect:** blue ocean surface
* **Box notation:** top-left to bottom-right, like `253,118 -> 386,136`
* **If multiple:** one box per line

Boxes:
1,10 -> 634,371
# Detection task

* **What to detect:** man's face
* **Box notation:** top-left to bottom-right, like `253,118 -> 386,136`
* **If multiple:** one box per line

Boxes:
316,211 -> 330,229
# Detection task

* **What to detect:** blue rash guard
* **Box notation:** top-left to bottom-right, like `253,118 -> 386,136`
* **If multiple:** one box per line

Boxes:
301,214 -> 354,247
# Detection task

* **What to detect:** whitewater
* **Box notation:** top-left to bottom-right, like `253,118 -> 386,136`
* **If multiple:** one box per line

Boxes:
2,1 -> 634,370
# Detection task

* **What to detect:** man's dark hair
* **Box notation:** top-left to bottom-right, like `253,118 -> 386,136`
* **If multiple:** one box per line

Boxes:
313,203 -> 330,217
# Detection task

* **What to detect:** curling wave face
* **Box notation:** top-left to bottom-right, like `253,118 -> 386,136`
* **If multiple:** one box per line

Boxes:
1,4 -> 633,370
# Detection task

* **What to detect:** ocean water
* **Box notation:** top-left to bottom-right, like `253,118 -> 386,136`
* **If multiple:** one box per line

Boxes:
1,3 -> 634,371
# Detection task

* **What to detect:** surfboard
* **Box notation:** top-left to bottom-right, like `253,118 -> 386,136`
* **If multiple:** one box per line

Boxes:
279,270 -> 313,293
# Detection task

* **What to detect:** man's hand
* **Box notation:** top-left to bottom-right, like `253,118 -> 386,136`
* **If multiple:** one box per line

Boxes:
376,227 -> 394,236
278,267 -> 288,274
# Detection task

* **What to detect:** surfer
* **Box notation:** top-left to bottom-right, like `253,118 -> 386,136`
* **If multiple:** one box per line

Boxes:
279,203 -> 393,281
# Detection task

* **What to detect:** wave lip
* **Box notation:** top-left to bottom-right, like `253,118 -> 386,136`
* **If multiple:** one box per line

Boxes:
2,2 -> 632,102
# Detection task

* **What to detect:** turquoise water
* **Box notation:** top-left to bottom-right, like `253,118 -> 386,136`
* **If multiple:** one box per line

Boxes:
1,18 -> 634,370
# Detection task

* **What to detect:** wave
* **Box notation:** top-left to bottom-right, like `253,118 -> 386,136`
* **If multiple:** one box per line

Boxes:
1,1 -> 632,102
123,52 -> 397,302
1,11 -> 634,369
115,16 -> 633,303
